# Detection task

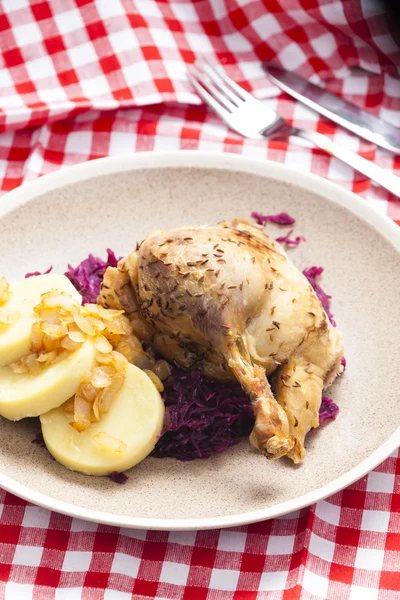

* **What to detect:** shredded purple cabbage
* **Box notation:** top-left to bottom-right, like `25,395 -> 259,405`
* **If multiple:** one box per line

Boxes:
32,432 -> 46,447
303,266 -> 336,326
152,366 -> 255,461
152,365 -> 340,460
65,249 -> 119,304
251,211 -> 295,226
276,229 -> 306,248
108,471 -> 128,484
319,397 -> 340,423
32,431 -> 55,460
341,356 -> 346,371
25,266 -> 53,278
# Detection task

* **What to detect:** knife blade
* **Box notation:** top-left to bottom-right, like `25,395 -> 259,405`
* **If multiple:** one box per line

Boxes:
262,63 -> 400,154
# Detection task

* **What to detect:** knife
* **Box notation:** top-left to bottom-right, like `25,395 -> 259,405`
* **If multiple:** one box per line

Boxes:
262,63 -> 400,154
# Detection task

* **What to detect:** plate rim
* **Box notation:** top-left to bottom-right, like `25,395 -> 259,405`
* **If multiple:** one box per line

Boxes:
0,150 -> 399,530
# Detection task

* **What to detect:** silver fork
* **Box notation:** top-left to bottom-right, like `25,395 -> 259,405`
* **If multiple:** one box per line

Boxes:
188,62 -> 400,198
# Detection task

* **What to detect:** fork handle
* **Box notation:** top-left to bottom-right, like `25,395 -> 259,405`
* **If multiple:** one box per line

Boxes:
293,129 -> 400,197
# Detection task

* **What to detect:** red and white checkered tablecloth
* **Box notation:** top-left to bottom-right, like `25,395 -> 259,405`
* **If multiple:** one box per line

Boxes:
0,1 -> 400,599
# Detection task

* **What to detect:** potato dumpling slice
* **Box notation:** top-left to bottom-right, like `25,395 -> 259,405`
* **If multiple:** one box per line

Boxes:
0,340 -> 96,420
0,274 -> 81,366
40,364 -> 165,476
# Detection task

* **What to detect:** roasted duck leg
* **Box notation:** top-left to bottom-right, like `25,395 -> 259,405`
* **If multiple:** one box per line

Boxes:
100,219 -> 343,462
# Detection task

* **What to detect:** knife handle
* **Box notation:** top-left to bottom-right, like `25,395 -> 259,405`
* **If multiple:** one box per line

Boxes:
294,129 -> 400,198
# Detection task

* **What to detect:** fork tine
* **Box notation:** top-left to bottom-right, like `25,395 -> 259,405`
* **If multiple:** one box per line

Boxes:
190,66 -> 235,113
187,71 -> 230,120
202,60 -> 254,103
197,62 -> 242,107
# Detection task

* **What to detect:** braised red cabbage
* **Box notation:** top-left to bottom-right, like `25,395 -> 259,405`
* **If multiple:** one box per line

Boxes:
108,471 -> 128,484
152,366 -> 339,460
25,266 -> 53,278
32,432 -> 46,447
65,249 -> 119,304
319,397 -> 340,423
251,211 -> 295,226
151,366 -> 254,461
276,229 -> 306,248
303,266 -> 336,326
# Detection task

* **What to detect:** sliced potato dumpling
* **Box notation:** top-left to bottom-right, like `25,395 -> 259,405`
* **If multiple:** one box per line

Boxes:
0,340 -> 96,420
40,363 -> 165,476
0,274 -> 81,366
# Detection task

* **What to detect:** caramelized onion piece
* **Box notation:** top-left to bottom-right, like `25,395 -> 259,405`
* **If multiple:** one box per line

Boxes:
151,360 -> 171,381
95,335 -> 113,354
67,330 -> 86,343
73,312 -> 97,336
143,369 -> 164,392
90,367 -> 113,389
71,396 -> 92,432
92,432 -> 127,454
35,290 -> 79,314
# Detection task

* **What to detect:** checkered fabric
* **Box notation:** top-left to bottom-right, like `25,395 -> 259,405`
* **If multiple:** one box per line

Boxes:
0,1 -> 400,598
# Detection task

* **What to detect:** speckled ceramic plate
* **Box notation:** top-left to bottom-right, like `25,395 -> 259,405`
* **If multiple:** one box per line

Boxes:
0,152 -> 399,530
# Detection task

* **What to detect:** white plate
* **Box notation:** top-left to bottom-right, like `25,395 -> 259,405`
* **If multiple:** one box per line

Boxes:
0,152 -> 399,530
